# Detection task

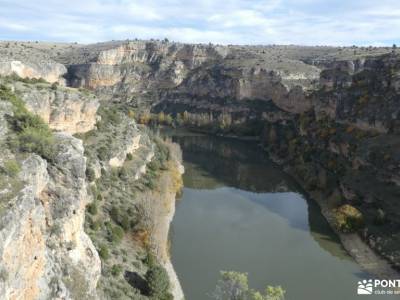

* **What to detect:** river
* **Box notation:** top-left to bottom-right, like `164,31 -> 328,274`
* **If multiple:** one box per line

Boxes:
167,130 -> 396,300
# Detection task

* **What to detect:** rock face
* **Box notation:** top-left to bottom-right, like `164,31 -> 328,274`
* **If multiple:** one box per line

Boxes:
108,133 -> 141,167
1,79 -> 99,134
0,137 -> 101,300
0,41 -> 393,118
0,41 -> 69,84
0,80 -> 101,299
314,54 -> 400,133
0,61 -> 67,85
65,41 -> 323,114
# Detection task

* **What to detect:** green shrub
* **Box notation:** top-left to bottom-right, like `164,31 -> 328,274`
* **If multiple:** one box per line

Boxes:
86,167 -> 96,182
143,174 -> 157,190
87,202 -> 98,215
97,107 -> 122,128
111,264 -> 123,277
118,167 -> 128,179
2,160 -> 20,177
121,215 -> 130,231
90,220 -> 101,231
14,127 -> 55,160
145,265 -> 170,298
98,244 -> 109,260
126,153 -> 133,160
144,252 -> 156,268
110,225 -> 124,244
1,86 -> 55,160
110,206 -> 120,222
214,271 -> 285,300
97,146 -> 108,161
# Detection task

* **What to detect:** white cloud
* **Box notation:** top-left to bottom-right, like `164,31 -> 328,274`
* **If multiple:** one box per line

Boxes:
208,10 -> 271,28
0,19 -> 30,31
0,0 -> 399,45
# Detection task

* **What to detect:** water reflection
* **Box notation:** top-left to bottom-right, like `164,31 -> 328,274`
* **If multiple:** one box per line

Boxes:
176,133 -> 297,192
168,131 -> 350,260
167,130 -> 391,300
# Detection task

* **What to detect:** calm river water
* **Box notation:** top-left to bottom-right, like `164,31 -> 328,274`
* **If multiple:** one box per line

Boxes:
168,131 -> 395,300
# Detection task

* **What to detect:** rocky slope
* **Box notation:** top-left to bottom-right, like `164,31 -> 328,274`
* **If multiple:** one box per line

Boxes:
0,75 -> 184,299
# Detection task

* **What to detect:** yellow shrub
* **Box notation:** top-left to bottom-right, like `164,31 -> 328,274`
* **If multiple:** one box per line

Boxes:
334,204 -> 364,233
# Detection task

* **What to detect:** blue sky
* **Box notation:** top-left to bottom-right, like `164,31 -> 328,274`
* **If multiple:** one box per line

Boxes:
0,0 -> 399,46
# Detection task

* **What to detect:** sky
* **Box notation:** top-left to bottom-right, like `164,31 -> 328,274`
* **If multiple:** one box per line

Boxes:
0,0 -> 399,46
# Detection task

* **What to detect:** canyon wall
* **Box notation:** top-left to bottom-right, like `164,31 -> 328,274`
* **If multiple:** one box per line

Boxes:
0,84 -> 101,299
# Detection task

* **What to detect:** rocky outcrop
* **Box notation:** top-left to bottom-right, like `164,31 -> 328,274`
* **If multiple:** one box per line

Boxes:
0,135 -> 101,300
0,78 -> 102,299
0,61 -> 67,85
67,42 -> 225,95
1,79 -> 99,134
62,41 -> 331,115
109,134 -> 141,167
314,54 -> 400,133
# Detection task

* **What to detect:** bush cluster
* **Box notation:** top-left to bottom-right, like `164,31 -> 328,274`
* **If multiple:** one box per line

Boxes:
0,85 -> 55,160
334,204 -> 364,233
145,265 -> 171,299
98,244 -> 109,260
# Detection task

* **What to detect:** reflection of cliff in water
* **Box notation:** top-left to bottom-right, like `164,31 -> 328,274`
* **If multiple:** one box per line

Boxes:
168,130 -> 352,260
172,133 -> 298,193
307,199 -> 352,261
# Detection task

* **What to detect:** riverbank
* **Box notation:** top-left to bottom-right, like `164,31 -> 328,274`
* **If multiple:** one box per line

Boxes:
146,141 -> 185,300
281,163 -> 400,279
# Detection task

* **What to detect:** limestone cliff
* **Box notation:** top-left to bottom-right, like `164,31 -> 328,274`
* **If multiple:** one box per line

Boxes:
0,41 -> 70,85
0,79 -> 99,134
0,91 -> 101,299
64,41 -> 320,114
58,41 -> 390,117
0,60 -> 67,85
